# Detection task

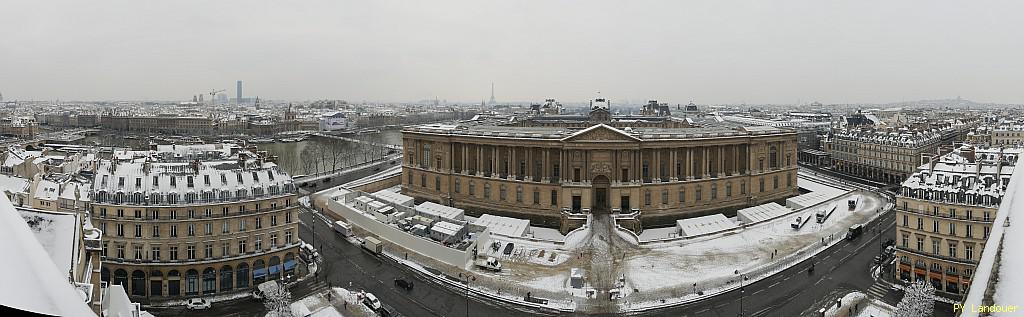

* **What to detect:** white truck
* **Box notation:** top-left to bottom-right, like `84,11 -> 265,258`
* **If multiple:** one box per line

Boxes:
362,236 -> 383,255
333,220 -> 352,237
475,256 -> 502,272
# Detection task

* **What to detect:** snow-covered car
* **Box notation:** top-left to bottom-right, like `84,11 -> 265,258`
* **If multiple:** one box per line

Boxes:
185,298 -> 211,310
362,292 -> 382,311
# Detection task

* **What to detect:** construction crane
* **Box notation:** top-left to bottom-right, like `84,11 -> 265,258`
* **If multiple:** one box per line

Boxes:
207,89 -> 226,103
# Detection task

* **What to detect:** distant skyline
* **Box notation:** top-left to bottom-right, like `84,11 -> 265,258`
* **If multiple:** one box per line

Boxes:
2,1 -> 1023,104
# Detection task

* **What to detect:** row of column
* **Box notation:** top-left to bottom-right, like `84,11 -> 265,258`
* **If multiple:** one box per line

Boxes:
421,142 -> 784,183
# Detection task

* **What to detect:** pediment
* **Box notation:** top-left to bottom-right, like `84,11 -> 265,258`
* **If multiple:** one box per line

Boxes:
561,124 -> 640,142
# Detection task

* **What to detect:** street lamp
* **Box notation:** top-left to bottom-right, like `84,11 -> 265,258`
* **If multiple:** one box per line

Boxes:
738,273 -> 746,317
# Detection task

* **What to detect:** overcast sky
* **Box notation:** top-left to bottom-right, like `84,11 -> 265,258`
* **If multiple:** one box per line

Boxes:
2,1 -> 1022,104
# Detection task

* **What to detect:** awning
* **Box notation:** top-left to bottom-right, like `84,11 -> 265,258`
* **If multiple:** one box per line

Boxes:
284,260 -> 296,270
268,265 -> 280,274
253,268 -> 267,278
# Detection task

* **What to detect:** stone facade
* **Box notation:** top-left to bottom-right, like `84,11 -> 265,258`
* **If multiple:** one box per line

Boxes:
402,123 -> 799,227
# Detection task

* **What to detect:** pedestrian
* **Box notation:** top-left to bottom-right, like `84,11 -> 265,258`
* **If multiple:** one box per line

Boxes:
344,301 -> 348,310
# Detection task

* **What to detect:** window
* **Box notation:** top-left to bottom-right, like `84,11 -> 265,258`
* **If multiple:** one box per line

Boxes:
550,190 -> 558,206
773,176 -> 779,189
644,190 -> 651,206
469,181 -> 476,196
726,184 -> 732,197
917,218 -> 923,230
134,210 -> 141,218
533,190 -> 539,205
188,224 -> 195,236
222,222 -> 229,234
903,214 -> 908,227
484,183 -> 491,199
711,184 -> 718,199
222,243 -> 230,257
239,240 -> 247,254
515,186 -> 523,203
152,225 -> 160,238
966,244 -> 974,260
187,245 -> 196,260
117,244 -> 125,259
256,217 -> 262,229
661,190 -> 668,205
949,223 -> 956,236
454,179 -> 461,193
932,239 -> 940,254
169,246 -> 178,261
134,224 -> 142,237
204,244 -> 213,258
500,185 -> 507,201
151,246 -> 161,261
170,225 -> 178,237
286,231 -> 293,244
740,182 -> 746,194
435,176 -> 441,190
134,245 -> 143,260
255,236 -> 262,250
948,243 -> 957,258
239,219 -> 247,231
902,234 -> 908,248
102,242 -> 108,257
984,226 -> 991,238
933,220 -> 939,233
573,168 -> 581,182
286,212 -> 292,224
116,224 -> 124,237
966,224 -> 973,238
916,237 -> 924,251
271,234 -> 278,246
759,178 -> 765,192
696,186 -> 703,201
271,215 -> 278,226
678,189 -> 685,203
420,174 -> 426,187
205,223 -> 212,235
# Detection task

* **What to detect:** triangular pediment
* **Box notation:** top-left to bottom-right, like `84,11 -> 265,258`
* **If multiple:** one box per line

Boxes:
561,124 -> 640,142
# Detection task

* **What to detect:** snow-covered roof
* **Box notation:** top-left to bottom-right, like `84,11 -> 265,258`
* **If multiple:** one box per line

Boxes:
371,189 -> 414,207
0,174 -> 30,194
0,195 -> 95,316
431,221 -> 463,237
473,214 -> 530,237
676,214 -> 738,237
415,201 -> 464,222
736,202 -> 792,224
92,160 -> 294,205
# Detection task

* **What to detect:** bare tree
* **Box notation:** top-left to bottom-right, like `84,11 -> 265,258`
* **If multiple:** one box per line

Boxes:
261,281 -> 293,317
299,145 -> 317,175
328,139 -> 346,172
895,280 -> 934,317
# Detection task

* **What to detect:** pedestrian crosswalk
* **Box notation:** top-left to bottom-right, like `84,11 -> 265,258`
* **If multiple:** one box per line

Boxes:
866,282 -> 890,299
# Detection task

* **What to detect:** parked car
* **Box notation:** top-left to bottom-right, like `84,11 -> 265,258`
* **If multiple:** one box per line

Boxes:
186,298 -> 211,310
363,292 -> 382,311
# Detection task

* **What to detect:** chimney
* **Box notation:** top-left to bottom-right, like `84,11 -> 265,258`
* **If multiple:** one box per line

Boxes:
963,145 -> 976,163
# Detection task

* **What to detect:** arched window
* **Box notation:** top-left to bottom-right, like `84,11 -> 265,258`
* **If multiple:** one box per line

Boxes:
167,270 -> 181,296
253,259 -> 266,284
131,270 -> 146,296
202,267 -> 216,294
113,269 -> 128,287
220,266 -> 233,291
769,146 -> 779,169
150,270 -> 163,296
236,263 -> 250,288
185,269 -> 199,295
268,256 -> 281,280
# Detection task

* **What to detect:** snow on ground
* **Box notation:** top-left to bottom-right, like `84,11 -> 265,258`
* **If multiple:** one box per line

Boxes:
531,227 -> 566,241
636,226 -> 678,241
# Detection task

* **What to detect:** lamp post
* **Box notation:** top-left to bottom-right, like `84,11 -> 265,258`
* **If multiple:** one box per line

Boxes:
738,273 -> 746,317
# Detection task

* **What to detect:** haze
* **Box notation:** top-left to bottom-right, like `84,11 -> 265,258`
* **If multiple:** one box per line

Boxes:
2,0 -> 1022,104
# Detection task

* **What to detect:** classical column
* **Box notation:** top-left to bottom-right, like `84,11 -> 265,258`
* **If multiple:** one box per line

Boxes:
703,147 -> 710,178
718,146 -> 725,178
476,145 -> 483,176
541,149 -> 548,182
461,143 -> 467,174
492,146 -> 498,178
670,149 -> 677,181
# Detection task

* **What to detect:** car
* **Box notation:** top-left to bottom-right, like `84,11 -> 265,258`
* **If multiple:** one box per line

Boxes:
363,292 -> 382,311
186,298 -> 211,310
394,278 -> 414,291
